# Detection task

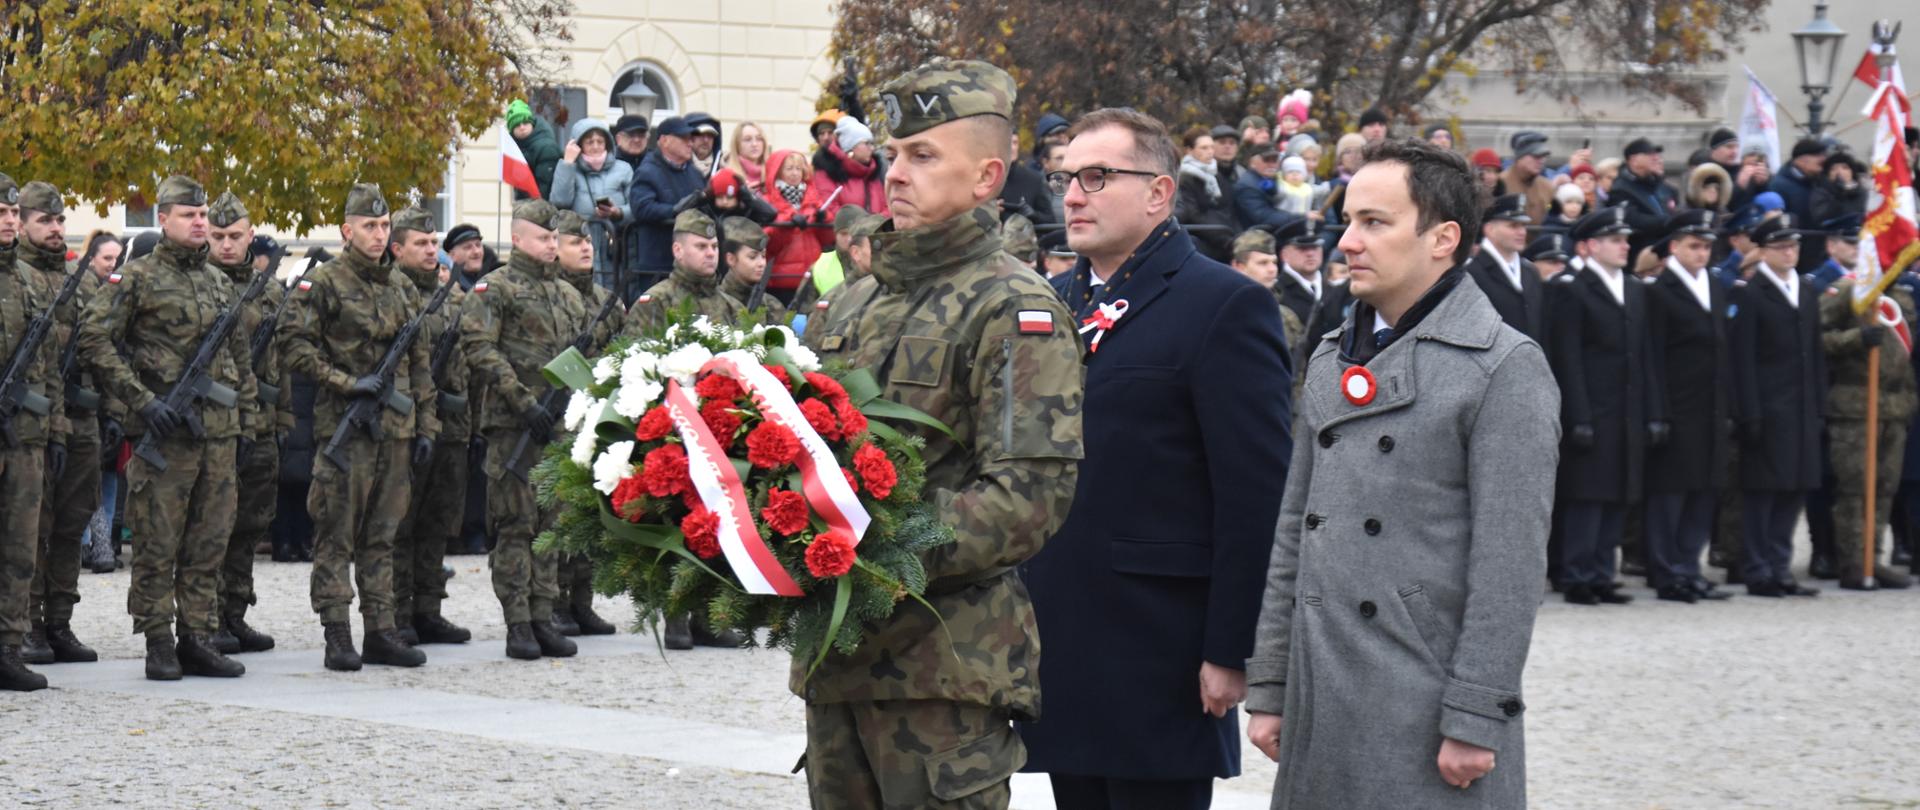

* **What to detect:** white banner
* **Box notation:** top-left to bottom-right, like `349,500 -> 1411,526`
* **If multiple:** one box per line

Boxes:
1739,66 -> 1782,171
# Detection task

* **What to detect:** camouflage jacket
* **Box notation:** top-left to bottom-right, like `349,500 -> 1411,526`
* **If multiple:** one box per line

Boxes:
460,250 -> 588,437
79,238 -> 258,440
212,258 -> 290,437
18,239 -> 100,422
792,203 -> 1085,719
1820,278 -> 1918,423
623,264 -> 745,338
720,271 -> 789,326
564,270 -> 624,356
399,263 -> 473,443
279,248 -> 436,443
793,248 -> 861,324
0,242 -> 67,445
802,275 -> 876,351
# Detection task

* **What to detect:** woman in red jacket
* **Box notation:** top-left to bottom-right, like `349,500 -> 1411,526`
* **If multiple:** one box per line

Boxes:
809,117 -> 889,221
764,149 -> 828,294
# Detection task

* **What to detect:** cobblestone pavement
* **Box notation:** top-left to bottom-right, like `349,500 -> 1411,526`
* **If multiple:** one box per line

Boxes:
2,544 -> 1916,808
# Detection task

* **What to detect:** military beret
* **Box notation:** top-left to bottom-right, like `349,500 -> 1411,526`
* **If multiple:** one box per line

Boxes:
156,175 -> 208,207
344,183 -> 389,219
1571,207 -> 1632,242
18,181 -> 63,215
833,205 -> 871,234
1232,228 -> 1277,258
512,198 -> 558,230
674,208 -> 717,239
1001,213 -> 1037,262
443,223 -> 483,251
0,173 -> 16,205
391,205 -> 436,236
206,191 -> 248,228
875,58 -> 1016,140
552,209 -> 589,238
1484,193 -> 1530,225
720,216 -> 766,251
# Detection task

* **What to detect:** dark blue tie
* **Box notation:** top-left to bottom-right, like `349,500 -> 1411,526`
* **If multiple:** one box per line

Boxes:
1373,328 -> 1394,349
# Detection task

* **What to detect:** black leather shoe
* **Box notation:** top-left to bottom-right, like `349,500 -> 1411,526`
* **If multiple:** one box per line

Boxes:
573,604 -> 617,636
1724,567 -> 1745,585
46,624 -> 99,662
1779,581 -> 1821,597
413,613 -> 472,645
1689,580 -> 1733,601
145,634 -> 183,680
362,629 -> 426,667
1746,581 -> 1784,598
691,621 -> 749,648
323,622 -> 362,671
223,613 -> 275,652
1839,577 -> 1880,591
1808,553 -> 1838,580
1894,545 -> 1914,567
1656,584 -> 1699,603
0,645 -> 48,691
1563,585 -> 1599,605
550,609 -> 582,638
21,628 -> 54,665
1595,585 -> 1635,605
530,621 -> 577,657
505,623 -> 541,660
1620,559 -> 1648,577
177,634 -> 245,678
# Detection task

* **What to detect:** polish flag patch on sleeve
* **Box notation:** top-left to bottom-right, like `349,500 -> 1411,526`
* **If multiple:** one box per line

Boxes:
473,281 -> 488,293
296,279 -> 313,291
107,272 -> 123,284
1017,310 -> 1054,335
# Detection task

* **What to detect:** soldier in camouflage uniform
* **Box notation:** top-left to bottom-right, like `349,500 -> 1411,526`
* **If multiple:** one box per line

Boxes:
79,176 -> 254,681
460,199 -> 586,661
203,191 -> 280,655
795,60 -> 1085,809
719,216 -> 789,326
279,185 -> 434,671
1000,212 -> 1038,269
800,215 -> 884,349
551,209 -> 619,637
1821,277 -> 1919,590
623,209 -> 744,338
387,206 -> 475,646
0,174 -> 64,691
14,182 -> 101,667
1228,228 -> 1308,364
791,205 -> 874,315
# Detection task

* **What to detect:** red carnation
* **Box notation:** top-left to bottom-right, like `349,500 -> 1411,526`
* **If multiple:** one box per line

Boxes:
746,421 -> 802,469
640,444 -> 691,497
853,444 -> 897,499
761,489 -> 810,536
798,398 -> 841,441
804,528 -> 857,578
841,467 -> 858,490
836,401 -> 868,438
681,507 -> 722,559
804,372 -> 847,405
700,399 -> 742,447
695,373 -> 744,403
763,364 -> 795,391
610,475 -> 648,522
635,406 -> 673,442
681,491 -> 705,512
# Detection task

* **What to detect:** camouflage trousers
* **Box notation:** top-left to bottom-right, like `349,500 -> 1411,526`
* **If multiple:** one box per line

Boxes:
394,439 -> 466,617
307,434 -> 409,630
126,437 -> 237,638
483,428 -> 558,625
1831,418 -> 1907,576
0,448 -> 45,644
803,699 -> 1024,810
220,436 -> 277,614
36,415 -> 99,625
559,553 -> 594,611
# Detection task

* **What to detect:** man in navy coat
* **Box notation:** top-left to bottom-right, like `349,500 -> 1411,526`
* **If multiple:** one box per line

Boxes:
1020,108 -> 1294,810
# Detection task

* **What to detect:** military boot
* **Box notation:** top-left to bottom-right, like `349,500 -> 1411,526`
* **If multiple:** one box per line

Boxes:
550,609 -> 582,637
0,645 -> 48,692
45,623 -> 98,663
572,602 -> 616,636
145,634 -> 183,681
363,628 -> 426,668
692,618 -> 748,648
663,614 -> 694,650
413,612 -> 472,645
21,626 -> 54,665
323,622 -> 362,672
178,633 -> 246,677
504,622 -> 541,660
530,620 -> 577,657
223,611 -> 276,653
395,615 -> 420,647
210,625 -> 242,655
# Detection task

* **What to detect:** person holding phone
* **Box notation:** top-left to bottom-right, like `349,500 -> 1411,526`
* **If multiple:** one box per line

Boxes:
550,118 -> 632,289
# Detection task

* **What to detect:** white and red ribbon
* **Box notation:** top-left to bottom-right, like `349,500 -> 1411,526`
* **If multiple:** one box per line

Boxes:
663,378 -> 804,596
1878,295 -> 1914,354
1078,299 -> 1129,353
703,351 -> 873,547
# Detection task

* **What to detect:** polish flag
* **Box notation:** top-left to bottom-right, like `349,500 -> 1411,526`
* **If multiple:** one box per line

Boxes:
502,127 -> 540,199
1852,82 -> 1920,316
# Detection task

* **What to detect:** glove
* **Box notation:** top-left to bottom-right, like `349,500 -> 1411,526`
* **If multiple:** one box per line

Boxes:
1860,325 -> 1886,349
46,442 -> 65,480
1647,421 -> 1671,449
99,418 -> 124,456
1569,423 -> 1595,450
812,210 -> 828,224
790,215 -> 807,227
140,400 -> 182,440
412,436 -> 434,467
521,403 -> 556,440
347,374 -> 385,399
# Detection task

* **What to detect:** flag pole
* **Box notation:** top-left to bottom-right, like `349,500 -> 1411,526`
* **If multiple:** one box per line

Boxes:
1864,337 -> 1880,589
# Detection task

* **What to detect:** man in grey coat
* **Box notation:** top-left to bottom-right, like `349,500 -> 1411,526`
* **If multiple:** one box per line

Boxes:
1245,139 -> 1560,807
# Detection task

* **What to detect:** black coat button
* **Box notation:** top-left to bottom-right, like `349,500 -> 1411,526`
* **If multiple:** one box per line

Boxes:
1364,519 -> 1382,536
1359,601 -> 1377,618
1378,436 -> 1394,453
1319,431 -> 1338,448
1305,514 -> 1324,529
1500,699 -> 1522,717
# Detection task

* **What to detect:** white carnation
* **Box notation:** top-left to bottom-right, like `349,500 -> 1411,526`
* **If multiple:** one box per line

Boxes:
612,377 -> 663,418
663,323 -> 681,342
659,343 -> 715,387
620,351 -> 659,388
563,390 -> 593,432
592,441 -> 636,495
787,344 -> 821,373
592,356 -> 619,385
568,428 -> 598,466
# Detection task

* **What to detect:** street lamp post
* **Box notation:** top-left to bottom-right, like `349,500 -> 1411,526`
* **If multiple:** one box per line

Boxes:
617,84 -> 659,121
1791,1 -> 1847,137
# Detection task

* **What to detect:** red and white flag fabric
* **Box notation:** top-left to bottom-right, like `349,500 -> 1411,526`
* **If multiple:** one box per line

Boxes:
1852,81 -> 1920,316
1852,41 -> 1909,118
501,127 -> 541,199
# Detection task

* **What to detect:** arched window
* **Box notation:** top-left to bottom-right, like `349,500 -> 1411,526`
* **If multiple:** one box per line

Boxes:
608,62 -> 679,121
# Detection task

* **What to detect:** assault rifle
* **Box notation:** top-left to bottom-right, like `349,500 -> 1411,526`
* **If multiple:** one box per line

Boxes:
428,309 -> 465,418
132,270 -> 273,470
0,267 -> 86,447
247,290 -> 281,405
319,279 -> 456,470
503,289 -> 623,481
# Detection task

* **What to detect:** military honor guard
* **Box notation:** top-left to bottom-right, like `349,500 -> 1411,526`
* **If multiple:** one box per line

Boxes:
0,174 -> 64,691
1818,249 -> 1916,591
1272,216 -> 1349,354
550,209 -> 619,636
1464,193 -> 1545,339
622,209 -> 743,338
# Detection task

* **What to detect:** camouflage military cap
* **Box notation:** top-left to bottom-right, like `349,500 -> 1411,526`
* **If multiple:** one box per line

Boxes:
344,183 -> 389,219
0,173 -> 16,205
511,198 -> 558,230
875,58 -> 1016,140
206,191 -> 248,228
156,175 -> 208,207
1232,228 -> 1277,258
391,205 -> 436,236
551,209 -> 589,238
721,216 -> 767,251
833,205 -> 871,234
1001,213 -> 1037,261
847,213 -> 884,242
18,181 -> 63,215
674,208 -> 717,239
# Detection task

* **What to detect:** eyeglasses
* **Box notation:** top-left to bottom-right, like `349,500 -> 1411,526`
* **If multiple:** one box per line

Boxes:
1046,166 -> 1162,195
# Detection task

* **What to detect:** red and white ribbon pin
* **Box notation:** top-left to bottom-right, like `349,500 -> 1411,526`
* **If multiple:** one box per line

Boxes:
1340,366 -> 1377,406
1078,299 -> 1130,353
